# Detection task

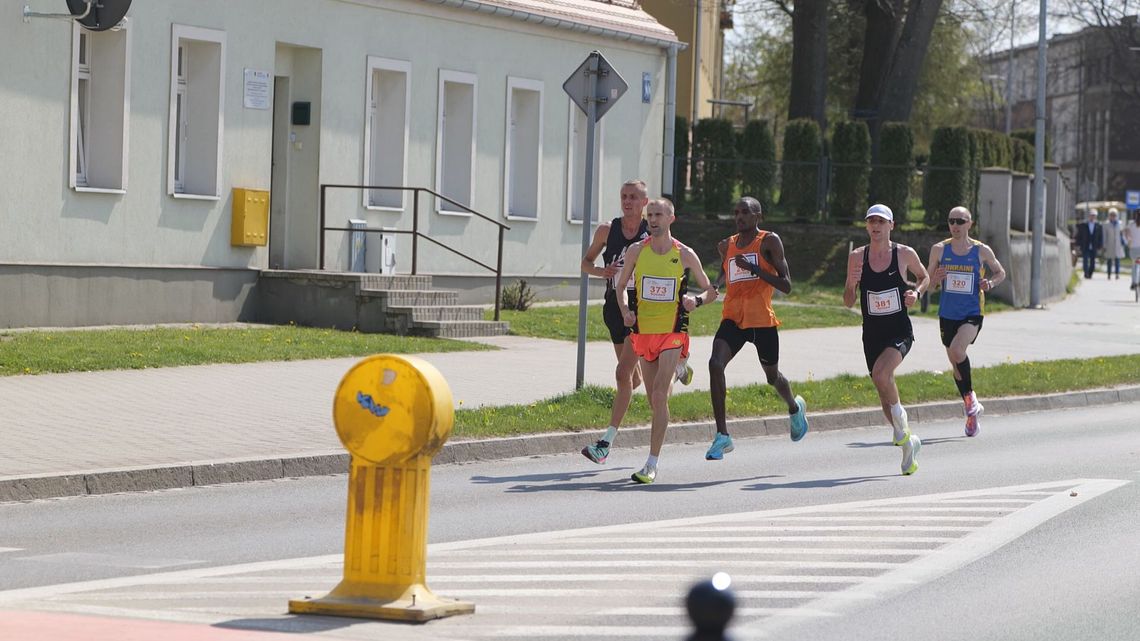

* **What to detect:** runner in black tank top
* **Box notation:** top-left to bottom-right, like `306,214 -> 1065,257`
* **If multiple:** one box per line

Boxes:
844,204 -> 929,476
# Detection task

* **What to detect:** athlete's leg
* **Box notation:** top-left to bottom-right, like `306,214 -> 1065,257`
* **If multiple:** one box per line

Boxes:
647,347 -> 680,458
870,348 -> 904,425
947,322 -> 980,395
709,339 -> 739,435
608,338 -> 642,428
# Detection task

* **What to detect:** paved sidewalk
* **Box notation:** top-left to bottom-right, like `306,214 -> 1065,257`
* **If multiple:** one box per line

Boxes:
1,277 -> 1137,499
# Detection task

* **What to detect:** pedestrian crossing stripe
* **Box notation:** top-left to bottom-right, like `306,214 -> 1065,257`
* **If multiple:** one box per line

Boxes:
0,478 -> 1127,641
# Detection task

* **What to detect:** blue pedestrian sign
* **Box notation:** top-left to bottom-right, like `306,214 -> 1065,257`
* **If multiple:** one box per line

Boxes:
1126,190 -> 1140,211
642,73 -> 651,103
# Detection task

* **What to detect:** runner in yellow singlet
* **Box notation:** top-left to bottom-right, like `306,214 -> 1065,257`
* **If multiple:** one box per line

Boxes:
612,198 -> 718,484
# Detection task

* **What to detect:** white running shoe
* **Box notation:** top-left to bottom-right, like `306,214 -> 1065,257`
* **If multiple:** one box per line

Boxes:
891,407 -> 910,446
902,434 -> 921,475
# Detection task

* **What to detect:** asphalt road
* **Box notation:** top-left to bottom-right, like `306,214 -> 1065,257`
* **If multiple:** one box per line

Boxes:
1,403 -> 1138,640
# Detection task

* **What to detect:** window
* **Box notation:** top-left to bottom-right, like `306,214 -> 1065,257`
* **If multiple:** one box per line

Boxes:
435,70 -> 477,215
70,22 -> 131,192
167,25 -> 226,199
363,57 -> 410,210
504,77 -> 543,221
566,100 -> 603,224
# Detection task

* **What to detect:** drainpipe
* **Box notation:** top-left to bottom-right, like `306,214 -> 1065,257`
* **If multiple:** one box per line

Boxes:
692,0 -> 703,126
663,44 -> 680,198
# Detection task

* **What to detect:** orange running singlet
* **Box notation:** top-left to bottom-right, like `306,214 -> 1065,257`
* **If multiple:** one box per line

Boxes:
722,231 -> 779,329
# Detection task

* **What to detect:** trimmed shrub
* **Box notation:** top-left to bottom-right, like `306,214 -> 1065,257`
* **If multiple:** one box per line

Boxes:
1011,137 -> 1034,173
674,116 -> 689,208
828,120 -> 871,223
923,126 -> 972,224
738,120 -> 776,212
691,118 -> 737,214
871,122 -> 914,223
780,118 -> 823,222
1011,128 -> 1051,164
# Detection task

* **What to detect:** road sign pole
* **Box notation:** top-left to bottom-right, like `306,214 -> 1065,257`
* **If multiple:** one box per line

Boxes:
575,53 -> 600,390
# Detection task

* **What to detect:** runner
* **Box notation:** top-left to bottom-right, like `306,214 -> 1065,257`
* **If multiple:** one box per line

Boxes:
706,197 -> 808,461
843,204 -> 928,475
926,206 -> 1006,437
612,198 -> 718,483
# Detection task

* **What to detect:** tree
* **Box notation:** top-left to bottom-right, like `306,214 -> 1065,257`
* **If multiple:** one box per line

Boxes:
788,0 -> 830,129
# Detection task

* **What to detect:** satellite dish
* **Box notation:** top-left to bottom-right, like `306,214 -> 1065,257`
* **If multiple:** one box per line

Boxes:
65,0 -> 131,31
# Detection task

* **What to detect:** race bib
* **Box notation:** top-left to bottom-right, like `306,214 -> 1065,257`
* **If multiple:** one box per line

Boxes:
867,288 -> 902,315
728,253 -> 761,283
610,258 -> 631,291
944,271 -> 974,294
640,276 -> 677,302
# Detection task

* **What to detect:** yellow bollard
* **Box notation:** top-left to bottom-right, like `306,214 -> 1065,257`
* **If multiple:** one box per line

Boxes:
288,354 -> 474,622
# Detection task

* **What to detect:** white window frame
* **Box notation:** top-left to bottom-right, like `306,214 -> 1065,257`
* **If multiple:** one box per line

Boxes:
174,43 -> 188,194
435,69 -> 478,217
166,24 -> 226,200
362,56 -> 411,211
566,100 -> 603,225
69,21 -> 131,193
503,77 -> 543,222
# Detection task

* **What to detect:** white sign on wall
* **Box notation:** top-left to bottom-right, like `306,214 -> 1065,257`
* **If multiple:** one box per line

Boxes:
243,69 -> 272,110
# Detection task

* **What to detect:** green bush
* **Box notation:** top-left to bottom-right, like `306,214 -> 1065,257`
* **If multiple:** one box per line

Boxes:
674,116 -> 689,208
828,121 -> 871,223
1011,137 -> 1034,173
737,120 -> 776,211
871,122 -> 914,223
923,126 -> 972,225
1011,128 -> 1050,164
501,279 -> 536,311
691,118 -> 737,214
780,118 -> 822,222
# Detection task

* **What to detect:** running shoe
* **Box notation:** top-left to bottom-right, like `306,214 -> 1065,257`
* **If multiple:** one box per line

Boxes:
901,433 -> 921,475
964,393 -> 984,417
892,408 -> 910,446
675,361 -> 694,386
705,433 -> 735,460
789,395 -> 809,442
631,464 -> 657,484
581,439 -> 610,464
965,413 -> 980,437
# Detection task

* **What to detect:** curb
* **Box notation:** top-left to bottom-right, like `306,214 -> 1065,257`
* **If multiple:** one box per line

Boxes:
3,385 -> 1138,503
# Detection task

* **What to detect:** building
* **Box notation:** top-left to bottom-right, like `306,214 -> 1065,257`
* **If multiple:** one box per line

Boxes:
641,0 -> 731,125
1,0 -> 681,328
979,17 -> 1140,203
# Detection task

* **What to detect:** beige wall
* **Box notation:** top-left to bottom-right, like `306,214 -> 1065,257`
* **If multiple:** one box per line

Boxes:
642,0 -> 726,124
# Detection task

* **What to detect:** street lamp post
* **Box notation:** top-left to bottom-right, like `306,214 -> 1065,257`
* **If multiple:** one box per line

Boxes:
1029,0 -> 1046,308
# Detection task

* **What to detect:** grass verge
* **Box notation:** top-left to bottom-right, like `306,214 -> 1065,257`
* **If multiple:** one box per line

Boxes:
0,325 -> 491,376
453,354 -> 1140,438
490,300 -> 860,341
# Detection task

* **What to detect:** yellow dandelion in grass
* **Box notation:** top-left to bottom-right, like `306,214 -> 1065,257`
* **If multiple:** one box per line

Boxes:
182,335 -> 191,341
458,400 -> 464,406
23,367 -> 31,373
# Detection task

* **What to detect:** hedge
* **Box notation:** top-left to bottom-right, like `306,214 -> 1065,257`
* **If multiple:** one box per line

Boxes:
1011,129 -> 1051,164
737,120 -> 776,212
871,122 -> 915,223
674,116 -> 689,208
828,120 -> 871,223
691,118 -> 737,214
780,118 -> 822,222
923,126 -> 972,225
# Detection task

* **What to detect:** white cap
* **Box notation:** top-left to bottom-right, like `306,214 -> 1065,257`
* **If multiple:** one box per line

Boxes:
865,204 -> 893,222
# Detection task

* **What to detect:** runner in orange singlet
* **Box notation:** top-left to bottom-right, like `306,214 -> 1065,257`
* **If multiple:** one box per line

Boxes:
706,197 -> 808,460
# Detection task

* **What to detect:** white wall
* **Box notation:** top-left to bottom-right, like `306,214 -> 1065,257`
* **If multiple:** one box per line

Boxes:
1,0 -> 670,279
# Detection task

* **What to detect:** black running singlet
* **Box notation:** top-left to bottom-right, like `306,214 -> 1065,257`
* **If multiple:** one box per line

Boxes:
602,217 -> 649,293
858,243 -> 914,341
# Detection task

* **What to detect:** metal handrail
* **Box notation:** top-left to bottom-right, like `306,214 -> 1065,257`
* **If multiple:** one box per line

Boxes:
318,184 -> 510,321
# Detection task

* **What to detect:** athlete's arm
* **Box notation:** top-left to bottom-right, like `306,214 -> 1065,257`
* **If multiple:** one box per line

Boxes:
615,242 -> 643,324
926,242 -> 946,290
755,233 -> 793,294
978,244 -> 1006,291
901,245 -> 930,308
713,238 -> 730,290
843,248 -> 863,308
681,245 -> 718,312
580,223 -> 615,278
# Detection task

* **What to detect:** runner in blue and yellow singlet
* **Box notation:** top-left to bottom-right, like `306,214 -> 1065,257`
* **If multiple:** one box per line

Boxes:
926,206 -> 1006,438
612,198 -> 717,484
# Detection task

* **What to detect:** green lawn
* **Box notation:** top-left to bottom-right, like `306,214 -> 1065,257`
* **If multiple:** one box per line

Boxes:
0,325 -> 491,376
453,354 -> 1140,438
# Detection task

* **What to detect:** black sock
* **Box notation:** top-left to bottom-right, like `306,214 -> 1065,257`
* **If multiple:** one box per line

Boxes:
955,357 -> 972,397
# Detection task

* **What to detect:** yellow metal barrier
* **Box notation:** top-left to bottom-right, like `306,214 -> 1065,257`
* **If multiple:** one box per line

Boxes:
288,354 -> 474,622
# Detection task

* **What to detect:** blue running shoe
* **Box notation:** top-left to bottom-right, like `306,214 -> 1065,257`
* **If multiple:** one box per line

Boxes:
705,433 -> 735,460
582,439 -> 610,464
790,395 -> 809,442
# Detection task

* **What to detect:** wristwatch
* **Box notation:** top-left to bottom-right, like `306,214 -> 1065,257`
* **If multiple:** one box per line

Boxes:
694,296 -> 703,308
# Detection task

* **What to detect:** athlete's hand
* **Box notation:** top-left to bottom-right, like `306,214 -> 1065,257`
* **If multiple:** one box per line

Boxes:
682,295 -> 697,312
601,263 -> 619,278
904,289 -> 919,308
621,309 -> 636,327
846,254 -> 862,287
733,255 -> 756,275
980,278 -> 993,292
930,265 -> 947,287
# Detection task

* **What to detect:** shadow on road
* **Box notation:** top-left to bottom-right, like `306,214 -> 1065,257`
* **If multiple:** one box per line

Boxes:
846,435 -> 966,449
481,474 -> 781,493
742,474 -> 893,491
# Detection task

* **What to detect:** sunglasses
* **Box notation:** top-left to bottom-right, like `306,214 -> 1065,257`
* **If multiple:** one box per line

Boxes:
948,218 -> 971,226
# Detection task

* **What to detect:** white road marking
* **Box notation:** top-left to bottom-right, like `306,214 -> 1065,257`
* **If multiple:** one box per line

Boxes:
556,536 -> 960,544
467,547 -> 925,556
12,552 -> 203,570
427,574 -> 882,584
668,525 -> 978,532
0,547 -> 23,554
428,560 -> 902,570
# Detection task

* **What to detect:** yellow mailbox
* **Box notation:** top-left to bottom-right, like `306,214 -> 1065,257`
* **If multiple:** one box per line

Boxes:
288,354 -> 474,622
231,188 -> 269,246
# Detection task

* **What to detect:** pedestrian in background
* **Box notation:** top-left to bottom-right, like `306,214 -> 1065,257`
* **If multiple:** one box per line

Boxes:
1103,207 -> 1125,280
1075,210 -> 1103,279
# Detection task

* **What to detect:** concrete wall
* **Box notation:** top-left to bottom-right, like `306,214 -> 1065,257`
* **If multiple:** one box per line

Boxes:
977,168 -> 1073,308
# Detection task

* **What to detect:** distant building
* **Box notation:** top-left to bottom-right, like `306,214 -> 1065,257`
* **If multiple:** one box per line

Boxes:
641,0 -> 732,124
978,16 -> 1140,203
1,0 -> 681,328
